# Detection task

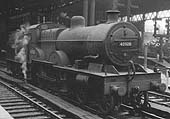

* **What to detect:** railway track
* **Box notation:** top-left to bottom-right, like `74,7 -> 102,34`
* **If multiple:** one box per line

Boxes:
121,104 -> 167,119
144,91 -> 170,118
119,91 -> 170,119
0,79 -> 80,119
148,91 -> 170,107
0,61 -> 170,119
0,60 -> 6,68
49,88 -> 170,119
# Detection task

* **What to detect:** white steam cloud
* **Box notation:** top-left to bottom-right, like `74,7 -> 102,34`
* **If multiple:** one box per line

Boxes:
13,24 -> 30,80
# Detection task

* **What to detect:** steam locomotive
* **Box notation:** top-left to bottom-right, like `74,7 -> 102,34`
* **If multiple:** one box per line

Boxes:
7,11 -> 166,114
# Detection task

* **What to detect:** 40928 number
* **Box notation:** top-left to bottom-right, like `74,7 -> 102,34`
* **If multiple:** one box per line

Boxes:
119,42 -> 132,47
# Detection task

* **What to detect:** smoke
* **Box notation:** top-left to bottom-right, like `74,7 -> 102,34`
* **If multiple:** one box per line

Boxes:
13,24 -> 30,80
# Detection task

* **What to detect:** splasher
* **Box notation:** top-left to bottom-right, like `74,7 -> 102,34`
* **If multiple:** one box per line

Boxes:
14,24 -> 30,81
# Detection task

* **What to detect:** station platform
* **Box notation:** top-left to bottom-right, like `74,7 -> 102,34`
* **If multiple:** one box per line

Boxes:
0,105 -> 13,119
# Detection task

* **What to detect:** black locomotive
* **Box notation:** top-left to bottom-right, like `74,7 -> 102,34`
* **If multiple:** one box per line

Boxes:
7,11 -> 166,114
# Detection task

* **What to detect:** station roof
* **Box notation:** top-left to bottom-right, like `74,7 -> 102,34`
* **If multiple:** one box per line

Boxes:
1,0 -> 170,16
131,0 -> 170,14
0,0 -> 72,16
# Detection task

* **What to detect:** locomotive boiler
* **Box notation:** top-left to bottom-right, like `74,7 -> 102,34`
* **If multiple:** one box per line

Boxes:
55,16 -> 140,67
7,10 -> 166,115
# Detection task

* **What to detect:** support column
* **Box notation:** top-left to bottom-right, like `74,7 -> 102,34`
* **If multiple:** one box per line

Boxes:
43,16 -> 46,23
37,16 -> 41,24
89,0 -> 95,25
83,0 -> 88,26
127,0 -> 131,21
142,14 -> 147,69
159,36 -> 163,62
144,45 -> 148,69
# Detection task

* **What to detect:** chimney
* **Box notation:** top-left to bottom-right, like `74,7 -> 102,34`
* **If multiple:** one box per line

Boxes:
106,10 -> 120,23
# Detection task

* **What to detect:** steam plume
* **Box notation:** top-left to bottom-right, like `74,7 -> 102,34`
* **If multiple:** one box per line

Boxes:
13,24 -> 30,80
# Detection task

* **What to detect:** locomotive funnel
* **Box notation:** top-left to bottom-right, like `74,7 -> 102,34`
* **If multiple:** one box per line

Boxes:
106,9 -> 120,23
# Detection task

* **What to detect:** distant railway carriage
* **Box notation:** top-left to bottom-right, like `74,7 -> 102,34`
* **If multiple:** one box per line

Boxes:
6,11 -> 166,114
